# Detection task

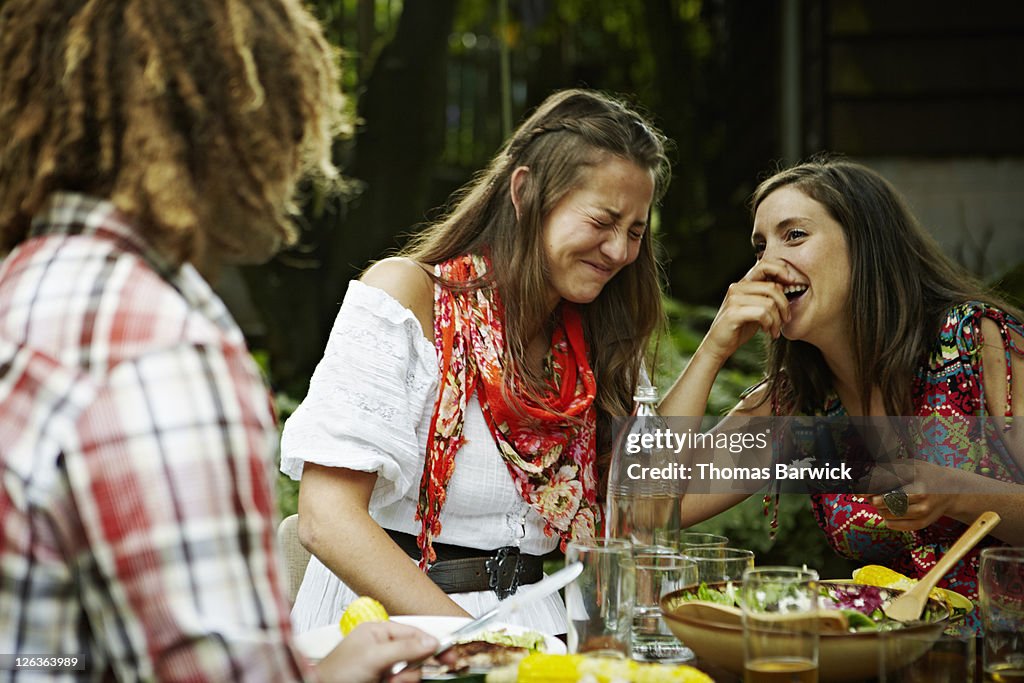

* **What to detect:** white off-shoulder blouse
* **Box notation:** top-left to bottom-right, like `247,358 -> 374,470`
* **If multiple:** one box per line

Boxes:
280,281 -> 565,634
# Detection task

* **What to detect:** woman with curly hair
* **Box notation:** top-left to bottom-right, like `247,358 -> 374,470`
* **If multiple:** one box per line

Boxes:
0,1 -> 435,680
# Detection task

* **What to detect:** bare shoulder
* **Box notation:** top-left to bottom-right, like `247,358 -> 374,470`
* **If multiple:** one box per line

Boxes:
979,316 -> 1024,349
979,317 -> 1019,368
979,316 -> 1024,415
729,382 -> 774,417
360,257 -> 435,342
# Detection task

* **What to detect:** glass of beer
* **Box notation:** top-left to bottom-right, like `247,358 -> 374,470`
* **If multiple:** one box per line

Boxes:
740,566 -> 820,683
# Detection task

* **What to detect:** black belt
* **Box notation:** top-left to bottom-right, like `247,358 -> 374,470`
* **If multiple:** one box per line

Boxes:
386,529 -> 544,599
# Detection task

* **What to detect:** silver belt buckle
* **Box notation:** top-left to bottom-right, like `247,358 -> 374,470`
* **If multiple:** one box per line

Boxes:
486,546 -> 522,599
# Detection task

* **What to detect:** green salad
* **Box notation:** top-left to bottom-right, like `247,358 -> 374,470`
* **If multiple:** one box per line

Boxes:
677,582 -> 942,633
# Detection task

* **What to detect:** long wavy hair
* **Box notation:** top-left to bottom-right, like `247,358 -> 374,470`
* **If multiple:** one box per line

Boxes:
402,89 -> 671,429
753,157 -> 1022,415
0,0 -> 346,266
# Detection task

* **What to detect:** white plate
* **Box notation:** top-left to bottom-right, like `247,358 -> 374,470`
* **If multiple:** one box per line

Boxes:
294,615 -> 566,662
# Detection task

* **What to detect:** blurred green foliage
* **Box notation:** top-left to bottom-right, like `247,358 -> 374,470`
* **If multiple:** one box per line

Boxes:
652,297 -> 765,416
252,350 -> 302,520
274,393 -> 302,521
689,496 -> 858,578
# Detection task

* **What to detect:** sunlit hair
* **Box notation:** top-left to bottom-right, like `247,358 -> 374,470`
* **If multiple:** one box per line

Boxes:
402,88 -> 671,426
752,156 -> 1022,415
0,0 -> 346,265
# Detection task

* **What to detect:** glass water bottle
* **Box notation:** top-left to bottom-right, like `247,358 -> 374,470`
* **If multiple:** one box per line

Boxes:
604,385 -> 681,545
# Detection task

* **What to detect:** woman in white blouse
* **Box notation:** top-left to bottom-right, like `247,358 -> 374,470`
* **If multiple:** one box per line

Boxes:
280,89 -> 671,634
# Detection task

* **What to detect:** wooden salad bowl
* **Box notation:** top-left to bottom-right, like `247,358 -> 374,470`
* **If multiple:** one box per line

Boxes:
660,581 -> 952,682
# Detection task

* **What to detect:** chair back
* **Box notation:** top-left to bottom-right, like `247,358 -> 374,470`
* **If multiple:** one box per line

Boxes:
277,514 -> 310,604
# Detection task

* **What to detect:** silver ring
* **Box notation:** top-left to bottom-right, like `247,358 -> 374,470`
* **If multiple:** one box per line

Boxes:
883,487 -> 909,517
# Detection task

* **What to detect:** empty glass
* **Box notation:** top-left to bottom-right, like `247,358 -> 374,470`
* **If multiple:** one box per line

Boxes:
565,538 -> 635,657
979,547 -> 1024,679
631,547 -> 698,663
654,529 -> 729,552
683,546 -> 755,584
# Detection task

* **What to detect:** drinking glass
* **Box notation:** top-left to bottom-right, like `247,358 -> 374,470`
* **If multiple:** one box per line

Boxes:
565,538 -> 635,657
891,635 -> 974,682
683,546 -> 755,584
979,547 -> 1024,679
740,566 -> 820,683
631,547 -> 698,663
654,529 -> 729,552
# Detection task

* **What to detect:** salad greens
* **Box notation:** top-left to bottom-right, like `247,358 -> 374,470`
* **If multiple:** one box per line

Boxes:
677,582 -> 940,633
686,582 -> 738,606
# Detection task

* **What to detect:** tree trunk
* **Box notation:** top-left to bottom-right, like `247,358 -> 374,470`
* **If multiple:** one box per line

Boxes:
322,0 -> 459,316
241,0 -> 458,396
644,0 -> 780,305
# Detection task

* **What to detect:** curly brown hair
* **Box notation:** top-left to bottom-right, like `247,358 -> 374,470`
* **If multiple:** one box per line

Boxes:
0,0 -> 345,266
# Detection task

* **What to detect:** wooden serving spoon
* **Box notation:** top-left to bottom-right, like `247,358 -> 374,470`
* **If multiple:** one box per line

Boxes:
883,510 -> 1001,622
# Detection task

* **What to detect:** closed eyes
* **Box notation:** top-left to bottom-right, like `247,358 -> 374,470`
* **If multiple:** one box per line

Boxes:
589,209 -> 646,240
596,220 -> 645,241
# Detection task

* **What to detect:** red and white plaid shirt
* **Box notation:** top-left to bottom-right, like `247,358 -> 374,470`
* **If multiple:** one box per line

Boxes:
0,194 -> 313,682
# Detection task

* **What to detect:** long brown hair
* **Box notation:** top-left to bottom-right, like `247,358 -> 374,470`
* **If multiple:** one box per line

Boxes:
0,0 -> 345,266
753,157 -> 1022,415
402,89 -> 671,424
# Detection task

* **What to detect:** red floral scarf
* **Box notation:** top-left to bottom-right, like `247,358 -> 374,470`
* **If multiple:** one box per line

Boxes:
415,253 -> 600,567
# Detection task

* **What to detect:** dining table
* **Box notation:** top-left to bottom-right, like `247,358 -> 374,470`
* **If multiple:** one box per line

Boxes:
415,628 -> 984,682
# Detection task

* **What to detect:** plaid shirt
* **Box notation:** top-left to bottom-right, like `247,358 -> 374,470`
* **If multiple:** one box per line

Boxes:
0,194 -> 313,682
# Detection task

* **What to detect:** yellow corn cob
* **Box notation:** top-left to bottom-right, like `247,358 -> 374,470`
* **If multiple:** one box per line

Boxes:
631,662 -> 714,683
516,654 -> 583,682
578,656 -> 636,681
338,596 -> 389,635
514,653 -> 713,683
852,565 -> 947,603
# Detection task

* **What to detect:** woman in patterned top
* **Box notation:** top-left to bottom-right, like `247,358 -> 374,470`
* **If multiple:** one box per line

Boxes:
281,89 -> 672,633
664,158 -> 1024,623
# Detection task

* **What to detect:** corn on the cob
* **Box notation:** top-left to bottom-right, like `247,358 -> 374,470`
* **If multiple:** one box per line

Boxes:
513,653 -> 714,683
338,596 -> 389,635
852,565 -> 947,603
